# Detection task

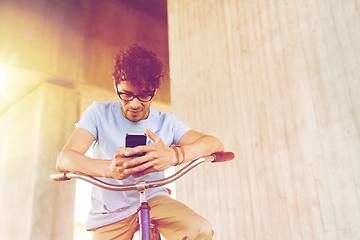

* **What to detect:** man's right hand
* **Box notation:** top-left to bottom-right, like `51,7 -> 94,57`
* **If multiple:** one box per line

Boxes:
108,146 -> 134,180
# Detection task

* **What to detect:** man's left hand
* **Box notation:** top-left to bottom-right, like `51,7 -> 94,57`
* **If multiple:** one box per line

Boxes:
122,127 -> 177,178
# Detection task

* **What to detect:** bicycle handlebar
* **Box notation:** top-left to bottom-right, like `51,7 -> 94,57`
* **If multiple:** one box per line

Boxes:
211,151 -> 235,162
50,172 -> 71,181
50,152 -> 234,191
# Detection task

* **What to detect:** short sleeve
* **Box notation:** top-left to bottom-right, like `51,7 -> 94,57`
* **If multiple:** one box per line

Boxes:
171,114 -> 191,145
75,102 -> 99,140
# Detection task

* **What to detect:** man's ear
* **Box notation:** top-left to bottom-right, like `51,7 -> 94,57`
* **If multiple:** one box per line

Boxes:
114,80 -> 120,93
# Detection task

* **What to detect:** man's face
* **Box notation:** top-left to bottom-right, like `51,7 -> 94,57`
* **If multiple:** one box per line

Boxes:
116,81 -> 154,122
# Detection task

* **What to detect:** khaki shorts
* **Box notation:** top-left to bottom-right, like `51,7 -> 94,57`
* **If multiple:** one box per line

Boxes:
91,195 -> 213,240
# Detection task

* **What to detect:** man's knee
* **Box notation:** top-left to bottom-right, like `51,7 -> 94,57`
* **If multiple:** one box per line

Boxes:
197,219 -> 214,239
187,218 -> 214,240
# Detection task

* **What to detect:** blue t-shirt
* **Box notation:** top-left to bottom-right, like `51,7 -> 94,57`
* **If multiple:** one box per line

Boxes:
76,101 -> 191,229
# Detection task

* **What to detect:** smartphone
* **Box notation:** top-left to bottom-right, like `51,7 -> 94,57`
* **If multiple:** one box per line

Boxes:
125,133 -> 147,156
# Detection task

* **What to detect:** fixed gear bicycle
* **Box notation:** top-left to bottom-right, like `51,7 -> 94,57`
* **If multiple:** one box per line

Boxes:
50,151 -> 235,240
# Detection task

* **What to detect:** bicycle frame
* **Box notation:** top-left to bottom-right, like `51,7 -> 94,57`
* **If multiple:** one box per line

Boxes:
51,152 -> 234,240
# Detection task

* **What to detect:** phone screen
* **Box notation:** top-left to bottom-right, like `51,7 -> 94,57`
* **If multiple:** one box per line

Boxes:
125,133 -> 147,156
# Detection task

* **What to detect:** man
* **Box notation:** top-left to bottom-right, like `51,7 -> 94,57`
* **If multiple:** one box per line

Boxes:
56,44 -> 224,240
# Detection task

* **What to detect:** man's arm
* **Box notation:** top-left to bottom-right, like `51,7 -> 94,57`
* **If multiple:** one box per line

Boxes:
177,129 -> 225,163
56,128 -> 131,180
122,128 -> 224,177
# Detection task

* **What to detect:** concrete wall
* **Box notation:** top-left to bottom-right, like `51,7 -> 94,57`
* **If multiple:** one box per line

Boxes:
168,0 -> 360,239
0,0 -> 170,112
0,0 -> 169,239
0,81 -> 78,239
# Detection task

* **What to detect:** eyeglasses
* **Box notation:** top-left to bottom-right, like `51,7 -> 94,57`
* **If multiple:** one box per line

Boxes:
117,91 -> 155,102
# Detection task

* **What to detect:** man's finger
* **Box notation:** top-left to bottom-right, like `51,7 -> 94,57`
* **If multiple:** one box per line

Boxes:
122,153 -> 153,168
145,126 -> 162,143
124,144 -> 153,157
123,161 -> 153,175
115,146 -> 127,157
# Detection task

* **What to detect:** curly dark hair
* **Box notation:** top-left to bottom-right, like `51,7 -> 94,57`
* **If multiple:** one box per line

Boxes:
112,44 -> 164,91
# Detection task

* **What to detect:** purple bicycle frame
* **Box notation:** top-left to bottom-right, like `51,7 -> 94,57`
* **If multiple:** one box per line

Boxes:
136,180 -> 152,240
138,202 -> 151,240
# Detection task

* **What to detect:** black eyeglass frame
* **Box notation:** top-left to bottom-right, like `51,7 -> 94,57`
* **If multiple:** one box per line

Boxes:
115,84 -> 155,102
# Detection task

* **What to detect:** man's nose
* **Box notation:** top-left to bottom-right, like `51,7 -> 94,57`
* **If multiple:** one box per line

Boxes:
130,97 -> 142,108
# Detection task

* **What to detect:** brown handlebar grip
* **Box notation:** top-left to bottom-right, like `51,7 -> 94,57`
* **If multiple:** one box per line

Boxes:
50,172 -> 70,181
211,152 -> 235,162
